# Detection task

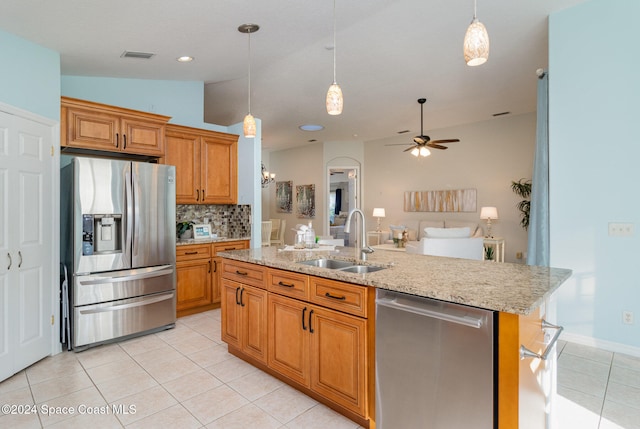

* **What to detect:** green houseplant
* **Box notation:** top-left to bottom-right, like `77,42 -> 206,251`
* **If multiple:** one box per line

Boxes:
511,179 -> 531,230
176,221 -> 194,238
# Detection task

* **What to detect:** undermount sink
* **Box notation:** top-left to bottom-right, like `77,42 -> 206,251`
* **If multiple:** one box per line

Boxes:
339,265 -> 385,274
298,258 -> 354,269
298,258 -> 386,273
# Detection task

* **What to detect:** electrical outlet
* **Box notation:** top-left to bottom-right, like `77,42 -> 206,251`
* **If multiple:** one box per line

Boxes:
516,252 -> 523,259
609,222 -> 634,237
623,311 -> 634,325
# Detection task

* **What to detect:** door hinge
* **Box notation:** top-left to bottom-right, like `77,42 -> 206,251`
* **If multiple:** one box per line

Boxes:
51,315 -> 54,325
50,146 -> 54,157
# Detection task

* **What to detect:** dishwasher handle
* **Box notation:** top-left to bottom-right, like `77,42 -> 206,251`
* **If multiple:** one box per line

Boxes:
376,296 -> 483,329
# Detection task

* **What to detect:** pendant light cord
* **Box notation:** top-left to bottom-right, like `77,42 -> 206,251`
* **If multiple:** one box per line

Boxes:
332,0 -> 337,84
247,29 -> 252,114
473,0 -> 477,20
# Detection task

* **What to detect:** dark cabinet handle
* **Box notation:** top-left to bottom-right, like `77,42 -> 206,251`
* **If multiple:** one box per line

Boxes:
309,309 -> 314,333
7,252 -> 11,270
201,189 -> 205,201
278,281 -> 295,288
235,270 -> 248,276
196,189 -> 200,201
224,247 -> 236,251
325,292 -> 346,301
235,287 -> 240,305
123,134 -> 127,149
213,260 -> 217,273
302,307 -> 307,331
184,251 -> 198,255
115,133 -> 119,148
18,251 -> 22,268
239,288 -> 245,307
208,260 -> 211,273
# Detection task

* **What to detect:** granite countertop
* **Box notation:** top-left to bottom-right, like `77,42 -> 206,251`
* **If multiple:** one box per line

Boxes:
176,236 -> 251,246
218,246 -> 572,316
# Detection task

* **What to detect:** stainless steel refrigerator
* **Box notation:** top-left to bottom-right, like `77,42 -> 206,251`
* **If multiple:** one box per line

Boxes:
61,156 -> 176,351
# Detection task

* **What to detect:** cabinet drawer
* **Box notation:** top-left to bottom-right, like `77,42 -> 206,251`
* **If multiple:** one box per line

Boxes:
222,260 -> 266,289
268,268 -> 309,300
176,244 -> 212,261
310,277 -> 367,318
213,240 -> 249,255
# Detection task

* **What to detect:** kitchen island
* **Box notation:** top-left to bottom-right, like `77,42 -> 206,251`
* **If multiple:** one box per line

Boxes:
218,246 -> 572,428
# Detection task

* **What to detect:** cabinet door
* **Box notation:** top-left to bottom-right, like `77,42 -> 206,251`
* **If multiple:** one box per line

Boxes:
164,129 -> 201,204
268,294 -> 310,387
120,117 -> 165,156
201,135 -> 237,204
63,106 -> 121,152
176,258 -> 212,313
221,279 -> 242,349
310,306 -> 367,416
212,241 -> 249,304
240,285 -> 268,364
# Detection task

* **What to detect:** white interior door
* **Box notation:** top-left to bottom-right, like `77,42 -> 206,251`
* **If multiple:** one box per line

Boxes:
0,109 -> 53,381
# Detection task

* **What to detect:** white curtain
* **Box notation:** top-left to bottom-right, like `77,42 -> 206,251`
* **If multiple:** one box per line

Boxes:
527,72 -> 550,266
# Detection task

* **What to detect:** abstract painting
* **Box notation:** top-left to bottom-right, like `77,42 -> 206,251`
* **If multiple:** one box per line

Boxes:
404,188 -> 477,212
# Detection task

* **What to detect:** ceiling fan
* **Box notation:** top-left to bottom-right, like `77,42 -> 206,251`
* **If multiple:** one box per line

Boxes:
389,98 -> 460,157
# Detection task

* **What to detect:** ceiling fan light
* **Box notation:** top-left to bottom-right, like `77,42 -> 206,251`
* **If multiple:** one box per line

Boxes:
326,82 -> 343,115
463,18 -> 490,66
243,113 -> 256,138
411,147 -> 420,157
419,146 -> 431,157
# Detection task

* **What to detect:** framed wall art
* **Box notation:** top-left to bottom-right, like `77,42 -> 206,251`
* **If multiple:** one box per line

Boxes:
403,188 -> 477,212
276,181 -> 293,213
296,184 -> 315,218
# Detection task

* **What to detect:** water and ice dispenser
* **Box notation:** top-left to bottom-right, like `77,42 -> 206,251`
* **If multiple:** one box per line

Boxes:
82,214 -> 123,255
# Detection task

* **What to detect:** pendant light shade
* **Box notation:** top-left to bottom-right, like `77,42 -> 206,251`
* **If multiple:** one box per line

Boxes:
326,0 -> 343,115
463,0 -> 490,66
243,113 -> 256,138
239,23 -> 259,138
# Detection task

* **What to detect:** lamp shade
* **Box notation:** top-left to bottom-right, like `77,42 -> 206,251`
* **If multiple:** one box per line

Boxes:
480,206 -> 498,220
243,113 -> 256,138
463,19 -> 490,66
372,208 -> 386,218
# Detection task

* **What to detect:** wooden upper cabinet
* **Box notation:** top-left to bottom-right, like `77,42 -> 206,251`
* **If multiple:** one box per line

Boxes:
164,124 -> 238,204
61,96 -> 170,157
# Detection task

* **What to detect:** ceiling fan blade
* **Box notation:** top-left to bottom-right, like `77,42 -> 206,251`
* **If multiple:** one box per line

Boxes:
426,143 -> 449,150
385,143 -> 414,146
403,146 -> 417,152
430,139 -> 460,144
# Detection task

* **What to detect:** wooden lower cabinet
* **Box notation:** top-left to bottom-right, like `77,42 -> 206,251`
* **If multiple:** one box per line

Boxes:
222,262 -> 372,427
221,279 -> 268,364
176,240 -> 248,317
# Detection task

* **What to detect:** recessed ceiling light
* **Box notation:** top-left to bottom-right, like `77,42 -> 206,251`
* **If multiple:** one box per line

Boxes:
299,124 -> 324,131
177,56 -> 194,62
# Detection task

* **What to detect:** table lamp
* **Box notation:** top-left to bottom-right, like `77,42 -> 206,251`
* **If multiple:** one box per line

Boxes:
480,206 -> 498,238
372,208 -> 386,232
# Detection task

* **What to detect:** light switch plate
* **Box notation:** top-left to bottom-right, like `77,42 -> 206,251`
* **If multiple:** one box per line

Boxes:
608,222 -> 634,237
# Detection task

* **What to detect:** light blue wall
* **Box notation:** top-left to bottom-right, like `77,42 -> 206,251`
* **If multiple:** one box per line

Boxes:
550,0 -> 640,350
61,76 -> 226,132
0,29 -> 60,120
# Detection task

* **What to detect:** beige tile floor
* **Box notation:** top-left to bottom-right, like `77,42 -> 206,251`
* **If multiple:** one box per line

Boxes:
0,309 -> 638,428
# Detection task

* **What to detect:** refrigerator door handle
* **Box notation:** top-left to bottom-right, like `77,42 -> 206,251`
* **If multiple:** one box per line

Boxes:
79,292 -> 174,314
132,169 -> 140,256
79,266 -> 174,285
124,166 -> 133,265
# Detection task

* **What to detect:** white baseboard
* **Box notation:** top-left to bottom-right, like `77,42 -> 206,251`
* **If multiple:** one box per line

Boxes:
560,331 -> 640,358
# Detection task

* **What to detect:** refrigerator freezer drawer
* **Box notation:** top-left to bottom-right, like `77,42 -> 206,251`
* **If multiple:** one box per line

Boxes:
73,291 -> 176,349
74,265 -> 175,306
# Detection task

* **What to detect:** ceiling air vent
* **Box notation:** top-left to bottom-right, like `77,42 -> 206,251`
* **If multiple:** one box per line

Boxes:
121,51 -> 155,59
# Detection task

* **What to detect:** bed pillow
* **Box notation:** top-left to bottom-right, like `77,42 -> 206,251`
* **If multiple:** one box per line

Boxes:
424,227 -> 471,238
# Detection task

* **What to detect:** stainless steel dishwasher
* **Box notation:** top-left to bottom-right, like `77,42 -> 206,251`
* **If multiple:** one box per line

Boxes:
375,289 -> 496,429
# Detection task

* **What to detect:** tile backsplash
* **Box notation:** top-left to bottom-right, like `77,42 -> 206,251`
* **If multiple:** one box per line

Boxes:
176,204 -> 251,239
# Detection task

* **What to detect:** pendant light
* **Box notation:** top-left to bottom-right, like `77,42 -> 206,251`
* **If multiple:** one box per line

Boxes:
463,0 -> 490,66
238,24 -> 259,138
326,0 -> 343,115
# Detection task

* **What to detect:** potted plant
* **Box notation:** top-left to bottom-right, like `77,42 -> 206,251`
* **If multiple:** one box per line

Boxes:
511,179 -> 531,230
176,221 -> 194,239
484,245 -> 495,261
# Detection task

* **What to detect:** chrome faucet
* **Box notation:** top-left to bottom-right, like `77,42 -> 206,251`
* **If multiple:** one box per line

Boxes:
344,208 -> 374,261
